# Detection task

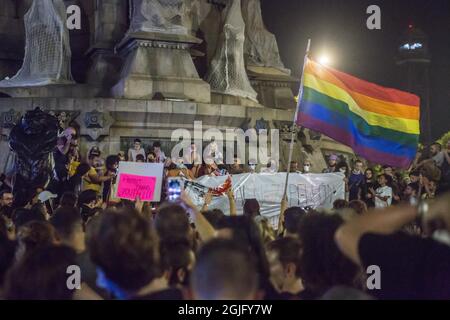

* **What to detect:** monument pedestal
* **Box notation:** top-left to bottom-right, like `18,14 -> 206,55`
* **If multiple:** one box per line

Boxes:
0,83 -> 100,98
85,44 -> 123,97
247,65 -> 298,110
111,32 -> 211,103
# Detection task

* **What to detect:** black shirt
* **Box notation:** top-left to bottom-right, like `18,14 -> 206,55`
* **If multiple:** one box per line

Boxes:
53,149 -> 69,181
132,288 -> 184,300
358,232 -> 450,300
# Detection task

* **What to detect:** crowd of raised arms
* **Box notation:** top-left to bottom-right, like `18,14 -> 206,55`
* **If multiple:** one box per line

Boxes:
0,127 -> 449,300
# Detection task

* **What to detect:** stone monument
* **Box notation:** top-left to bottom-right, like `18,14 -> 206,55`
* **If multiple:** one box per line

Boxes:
206,0 -> 259,106
0,0 -> 74,87
0,0 -> 354,175
111,0 -> 211,102
242,0 -> 297,110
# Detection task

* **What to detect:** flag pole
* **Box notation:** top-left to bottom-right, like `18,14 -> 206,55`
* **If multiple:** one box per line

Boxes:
282,39 -> 311,201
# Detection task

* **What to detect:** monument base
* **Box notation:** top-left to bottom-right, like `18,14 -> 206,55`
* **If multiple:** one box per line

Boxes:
247,65 -> 298,110
211,92 -> 262,108
85,44 -> 123,97
111,32 -> 211,103
0,83 -> 101,98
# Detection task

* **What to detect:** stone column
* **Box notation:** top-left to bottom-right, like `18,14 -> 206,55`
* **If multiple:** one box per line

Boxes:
85,0 -> 128,93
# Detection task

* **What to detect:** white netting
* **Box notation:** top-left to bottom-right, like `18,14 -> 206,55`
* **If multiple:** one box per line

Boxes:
242,0 -> 290,74
0,0 -> 73,87
128,0 -> 187,35
206,0 -> 258,102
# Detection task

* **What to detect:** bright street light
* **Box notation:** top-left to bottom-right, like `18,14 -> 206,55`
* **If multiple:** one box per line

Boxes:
318,54 -> 331,66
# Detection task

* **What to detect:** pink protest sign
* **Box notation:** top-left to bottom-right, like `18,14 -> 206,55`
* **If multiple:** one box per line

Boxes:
117,173 -> 157,201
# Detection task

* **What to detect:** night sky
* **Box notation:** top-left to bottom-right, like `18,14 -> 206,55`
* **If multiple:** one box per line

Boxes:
261,0 -> 450,141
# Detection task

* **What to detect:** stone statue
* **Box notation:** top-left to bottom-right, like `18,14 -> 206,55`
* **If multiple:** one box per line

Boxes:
206,0 -> 258,102
241,0 -> 290,74
128,0 -> 188,35
0,0 -> 73,87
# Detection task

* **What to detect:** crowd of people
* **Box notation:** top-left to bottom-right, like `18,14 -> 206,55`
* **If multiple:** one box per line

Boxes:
0,126 -> 449,300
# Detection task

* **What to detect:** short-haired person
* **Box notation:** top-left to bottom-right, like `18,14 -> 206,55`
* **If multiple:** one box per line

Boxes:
59,192 -> 78,208
12,208 -> 46,231
0,190 -> 14,219
128,139 -> 146,162
348,200 -> 368,215
370,174 -> 393,208
135,154 -> 145,163
155,204 -> 193,247
403,183 -> 420,205
50,206 -> 102,296
15,221 -> 58,262
323,154 -> 338,173
289,161 -> 301,173
348,160 -> 365,201
361,168 -> 375,208
282,207 -> 306,238
333,199 -> 349,210
297,213 -> 362,299
160,242 -> 195,288
90,209 -> 183,300
266,238 -> 304,299
191,239 -> 260,300
77,190 -> 101,223
152,141 -> 166,163
50,207 -> 85,254
3,245 -> 78,300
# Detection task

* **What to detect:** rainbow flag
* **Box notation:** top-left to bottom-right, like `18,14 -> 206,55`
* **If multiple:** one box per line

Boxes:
297,58 -> 420,168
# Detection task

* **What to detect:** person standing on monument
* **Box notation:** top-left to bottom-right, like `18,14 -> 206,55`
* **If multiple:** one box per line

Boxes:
323,154 -> 339,173
152,141 -> 166,163
348,160 -> 365,201
128,139 -> 146,162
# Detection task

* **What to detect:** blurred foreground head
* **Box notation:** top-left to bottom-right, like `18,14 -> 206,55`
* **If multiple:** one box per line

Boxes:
298,213 -> 362,297
89,209 -> 159,298
4,245 -> 77,300
191,239 -> 259,300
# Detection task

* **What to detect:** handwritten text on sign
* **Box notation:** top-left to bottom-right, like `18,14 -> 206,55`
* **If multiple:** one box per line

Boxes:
117,173 -> 157,201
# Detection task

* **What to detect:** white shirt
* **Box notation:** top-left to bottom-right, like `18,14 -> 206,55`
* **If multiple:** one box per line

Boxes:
432,151 -> 445,167
128,148 -> 146,162
374,185 -> 393,208
155,151 -> 166,163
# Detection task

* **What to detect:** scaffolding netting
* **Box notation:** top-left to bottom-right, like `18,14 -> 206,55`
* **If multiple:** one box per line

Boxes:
128,0 -> 187,35
206,0 -> 258,102
0,0 -> 73,87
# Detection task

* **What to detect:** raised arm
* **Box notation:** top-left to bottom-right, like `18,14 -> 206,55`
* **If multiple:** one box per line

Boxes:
181,191 -> 216,242
334,205 -> 418,265
227,188 -> 237,216
201,191 -> 213,212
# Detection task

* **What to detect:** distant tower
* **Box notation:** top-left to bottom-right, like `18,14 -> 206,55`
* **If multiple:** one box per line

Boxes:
396,25 -> 431,144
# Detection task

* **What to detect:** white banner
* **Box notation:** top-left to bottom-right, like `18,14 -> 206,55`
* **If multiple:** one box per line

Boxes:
187,172 -> 345,228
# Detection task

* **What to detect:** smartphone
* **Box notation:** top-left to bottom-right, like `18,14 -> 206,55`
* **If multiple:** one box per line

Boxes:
167,177 -> 184,201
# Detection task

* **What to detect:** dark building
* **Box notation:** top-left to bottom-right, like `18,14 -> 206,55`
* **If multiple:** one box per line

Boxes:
396,25 -> 431,144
